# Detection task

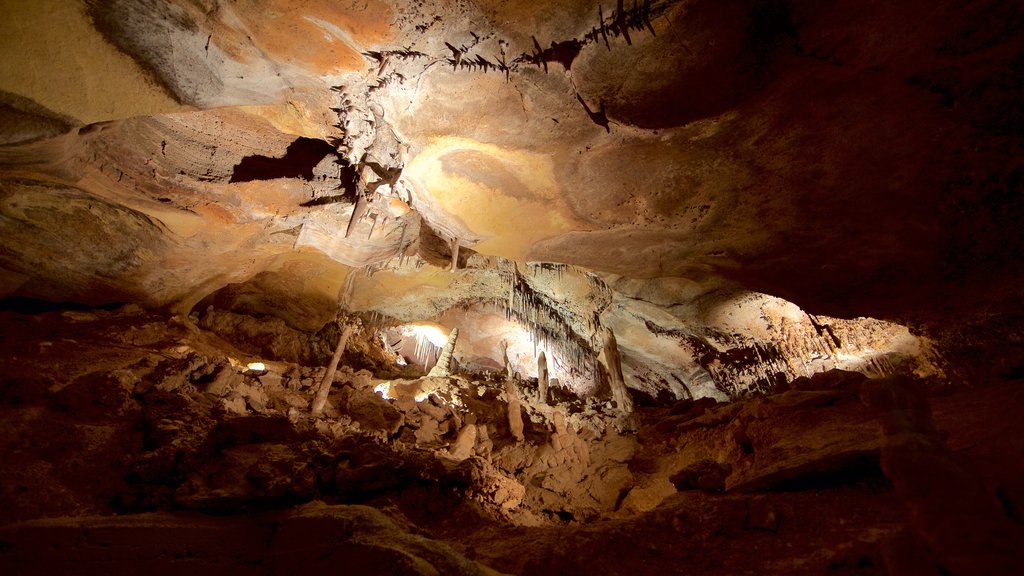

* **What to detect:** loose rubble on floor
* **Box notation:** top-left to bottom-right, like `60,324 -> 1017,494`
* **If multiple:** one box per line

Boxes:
1,306 -> 1021,575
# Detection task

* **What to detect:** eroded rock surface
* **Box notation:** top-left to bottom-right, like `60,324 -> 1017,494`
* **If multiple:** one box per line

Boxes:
2,1 -> 1024,574
0,310 -> 1020,574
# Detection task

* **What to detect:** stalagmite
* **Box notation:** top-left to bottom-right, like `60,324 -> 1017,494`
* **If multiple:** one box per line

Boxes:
505,379 -> 525,442
542,411 -> 590,469
499,340 -> 512,379
311,320 -> 357,416
551,410 -> 567,452
601,327 -> 633,415
448,423 -> 477,461
426,327 -> 459,377
476,424 -> 493,461
537,350 -> 549,403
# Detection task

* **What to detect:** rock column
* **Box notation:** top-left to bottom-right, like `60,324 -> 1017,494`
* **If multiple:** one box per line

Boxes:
499,340 -> 512,380
427,327 -> 459,377
311,320 -> 357,416
602,328 -> 634,415
450,237 -> 460,271
476,424 -> 493,461
537,351 -> 549,403
505,379 -> 525,442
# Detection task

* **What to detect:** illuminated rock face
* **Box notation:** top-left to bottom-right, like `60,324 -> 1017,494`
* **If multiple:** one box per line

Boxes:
1,0 -> 1021,394
2,1 -> 1015,393
0,3 -> 1023,571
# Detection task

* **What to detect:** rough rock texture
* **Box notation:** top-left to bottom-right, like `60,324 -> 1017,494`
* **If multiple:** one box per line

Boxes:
0,0 -> 1009,399
0,503 -> 500,576
0,309 -> 1022,574
2,1 -> 1024,574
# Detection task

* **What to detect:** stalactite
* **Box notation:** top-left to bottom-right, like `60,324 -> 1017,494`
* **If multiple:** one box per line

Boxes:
491,263 -> 607,394
450,237 -> 460,271
412,332 -> 441,369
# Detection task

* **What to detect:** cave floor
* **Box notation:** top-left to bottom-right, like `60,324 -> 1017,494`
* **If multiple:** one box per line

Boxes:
0,307 -> 1022,575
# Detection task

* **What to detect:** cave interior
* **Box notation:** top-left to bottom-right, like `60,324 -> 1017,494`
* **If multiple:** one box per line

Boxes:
1,0 -> 1023,574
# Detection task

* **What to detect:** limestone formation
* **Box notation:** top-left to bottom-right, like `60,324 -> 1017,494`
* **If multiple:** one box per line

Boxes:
499,340 -> 512,380
541,411 -> 590,470
450,237 -> 460,271
311,321 -> 356,416
537,351 -> 549,404
1,1 -> 1022,573
0,309 -> 1021,574
426,327 -> 458,378
601,328 -> 634,415
448,423 -> 477,461
475,424 -> 493,461
505,380 -> 525,443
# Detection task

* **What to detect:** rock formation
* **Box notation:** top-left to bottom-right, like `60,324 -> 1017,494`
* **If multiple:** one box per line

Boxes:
426,327 -> 458,378
505,379 -> 525,443
0,309 -> 1021,574
311,321 -> 356,416
1,1 -> 1023,574
601,328 -> 634,415
448,423 -> 477,461
541,411 -> 590,470
476,424 -> 493,462
537,351 -> 549,404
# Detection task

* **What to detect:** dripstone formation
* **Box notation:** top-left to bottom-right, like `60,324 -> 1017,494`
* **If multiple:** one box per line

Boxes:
1,1 -> 1023,574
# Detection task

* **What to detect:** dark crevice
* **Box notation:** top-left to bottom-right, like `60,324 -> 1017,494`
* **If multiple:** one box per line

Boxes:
230,137 -> 338,183
764,454 -> 889,492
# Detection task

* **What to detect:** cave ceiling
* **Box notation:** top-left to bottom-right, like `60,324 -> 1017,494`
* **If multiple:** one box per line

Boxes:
1,0 -> 1022,396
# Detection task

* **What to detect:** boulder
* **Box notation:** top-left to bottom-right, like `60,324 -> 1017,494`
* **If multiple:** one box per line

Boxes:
174,443 -> 317,510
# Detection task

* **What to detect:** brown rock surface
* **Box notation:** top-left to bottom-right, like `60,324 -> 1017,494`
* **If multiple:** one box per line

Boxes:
2,1 -> 1024,574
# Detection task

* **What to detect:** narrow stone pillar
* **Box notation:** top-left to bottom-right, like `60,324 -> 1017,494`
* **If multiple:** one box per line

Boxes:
506,379 -> 525,442
499,340 -> 512,380
427,327 -> 459,377
311,322 -> 355,416
450,237 -> 460,271
537,351 -> 549,403
602,328 -> 633,414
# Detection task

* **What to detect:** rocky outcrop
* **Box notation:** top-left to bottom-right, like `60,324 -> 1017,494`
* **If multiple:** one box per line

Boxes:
0,502 -> 503,575
1,308 -> 1023,574
645,372 -> 882,494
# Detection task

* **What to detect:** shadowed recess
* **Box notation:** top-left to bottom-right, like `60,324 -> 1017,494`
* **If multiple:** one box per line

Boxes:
230,137 -> 338,183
